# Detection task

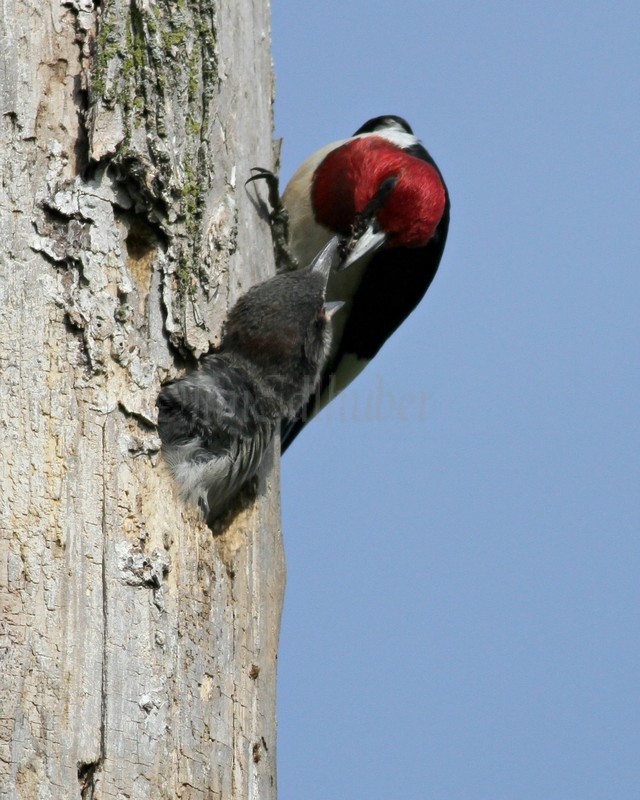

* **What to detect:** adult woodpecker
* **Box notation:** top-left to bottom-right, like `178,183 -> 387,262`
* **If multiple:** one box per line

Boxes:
250,115 -> 450,449
156,239 -> 343,524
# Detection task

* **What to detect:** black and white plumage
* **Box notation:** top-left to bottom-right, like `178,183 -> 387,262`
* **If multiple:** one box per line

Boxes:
250,115 -> 450,450
156,239 -> 342,523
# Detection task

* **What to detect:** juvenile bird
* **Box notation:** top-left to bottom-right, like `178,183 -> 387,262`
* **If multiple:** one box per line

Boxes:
249,115 -> 450,449
157,239 -> 342,524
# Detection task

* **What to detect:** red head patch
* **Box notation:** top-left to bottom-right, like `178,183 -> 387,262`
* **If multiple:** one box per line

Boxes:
311,136 -> 446,248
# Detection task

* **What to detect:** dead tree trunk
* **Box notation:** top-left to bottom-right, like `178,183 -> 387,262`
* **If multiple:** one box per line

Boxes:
0,1 -> 283,798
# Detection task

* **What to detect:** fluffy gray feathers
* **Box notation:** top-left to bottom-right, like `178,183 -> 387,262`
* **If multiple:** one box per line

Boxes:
157,239 -> 340,523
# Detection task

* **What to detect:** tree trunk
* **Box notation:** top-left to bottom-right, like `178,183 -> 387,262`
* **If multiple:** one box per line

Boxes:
0,1 -> 282,798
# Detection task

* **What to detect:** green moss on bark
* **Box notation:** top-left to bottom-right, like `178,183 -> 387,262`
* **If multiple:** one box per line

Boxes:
89,0 -> 220,300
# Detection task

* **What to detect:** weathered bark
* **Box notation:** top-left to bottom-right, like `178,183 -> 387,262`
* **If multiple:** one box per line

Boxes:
0,1 -> 283,798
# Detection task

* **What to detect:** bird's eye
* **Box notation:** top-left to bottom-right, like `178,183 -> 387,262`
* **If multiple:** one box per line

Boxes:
377,176 -> 399,204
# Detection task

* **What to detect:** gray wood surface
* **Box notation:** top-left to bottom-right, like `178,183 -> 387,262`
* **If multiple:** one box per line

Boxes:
0,1 -> 283,797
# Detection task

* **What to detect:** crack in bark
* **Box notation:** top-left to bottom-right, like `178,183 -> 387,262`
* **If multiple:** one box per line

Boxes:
77,759 -> 99,799
92,420 -> 110,794
61,0 -> 95,174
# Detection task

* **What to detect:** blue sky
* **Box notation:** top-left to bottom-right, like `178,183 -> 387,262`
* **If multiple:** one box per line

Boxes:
271,3 -> 639,798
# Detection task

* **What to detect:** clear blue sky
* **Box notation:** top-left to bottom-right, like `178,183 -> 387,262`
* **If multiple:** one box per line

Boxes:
271,3 -> 639,798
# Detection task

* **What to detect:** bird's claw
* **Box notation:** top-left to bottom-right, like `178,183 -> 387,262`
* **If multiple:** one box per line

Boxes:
246,168 -> 282,219
246,166 -> 299,273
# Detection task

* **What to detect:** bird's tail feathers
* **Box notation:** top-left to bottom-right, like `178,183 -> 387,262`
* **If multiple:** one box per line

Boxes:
162,426 -> 273,524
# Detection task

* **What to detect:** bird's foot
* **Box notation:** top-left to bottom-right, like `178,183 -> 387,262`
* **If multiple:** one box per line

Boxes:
246,168 -> 299,273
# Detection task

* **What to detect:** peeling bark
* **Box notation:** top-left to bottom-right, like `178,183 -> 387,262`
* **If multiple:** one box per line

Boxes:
1,1 -> 283,798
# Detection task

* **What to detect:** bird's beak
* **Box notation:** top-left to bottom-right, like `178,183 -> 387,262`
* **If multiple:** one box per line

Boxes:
310,236 -> 341,281
322,300 -> 345,319
339,222 -> 387,270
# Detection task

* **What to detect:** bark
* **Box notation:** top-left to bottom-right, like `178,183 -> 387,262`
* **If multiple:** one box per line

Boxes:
0,1 -> 283,798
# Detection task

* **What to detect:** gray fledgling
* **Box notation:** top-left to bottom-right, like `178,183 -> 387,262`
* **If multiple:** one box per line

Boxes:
156,238 -> 342,524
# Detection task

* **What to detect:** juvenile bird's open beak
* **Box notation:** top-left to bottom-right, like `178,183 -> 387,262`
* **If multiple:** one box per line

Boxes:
339,222 -> 387,270
322,300 -> 345,319
310,236 -> 341,281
